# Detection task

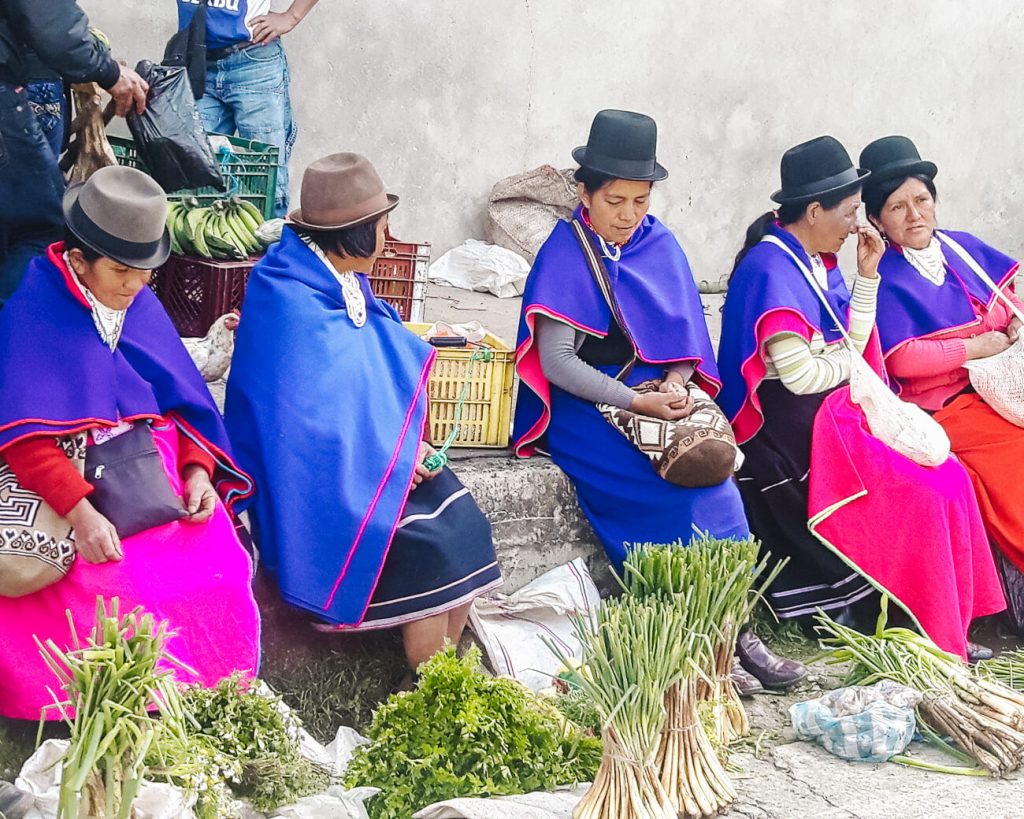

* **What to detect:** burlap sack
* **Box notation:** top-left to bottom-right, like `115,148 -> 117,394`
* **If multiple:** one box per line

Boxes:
487,165 -> 579,262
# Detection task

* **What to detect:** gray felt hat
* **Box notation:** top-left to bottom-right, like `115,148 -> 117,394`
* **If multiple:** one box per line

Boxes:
63,165 -> 171,269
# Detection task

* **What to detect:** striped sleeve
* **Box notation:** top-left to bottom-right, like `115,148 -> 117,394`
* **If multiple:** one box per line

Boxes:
765,275 -> 879,395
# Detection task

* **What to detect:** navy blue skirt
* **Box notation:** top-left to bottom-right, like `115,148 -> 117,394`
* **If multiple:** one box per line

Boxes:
355,466 -> 502,629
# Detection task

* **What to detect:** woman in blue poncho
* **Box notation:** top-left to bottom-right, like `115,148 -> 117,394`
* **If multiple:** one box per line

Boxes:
225,154 -> 502,676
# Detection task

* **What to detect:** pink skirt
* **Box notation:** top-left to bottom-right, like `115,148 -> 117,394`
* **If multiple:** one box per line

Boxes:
809,388 -> 1005,659
0,422 -> 260,720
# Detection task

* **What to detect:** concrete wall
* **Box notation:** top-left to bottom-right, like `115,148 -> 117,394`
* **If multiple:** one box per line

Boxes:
82,1 -> 1024,284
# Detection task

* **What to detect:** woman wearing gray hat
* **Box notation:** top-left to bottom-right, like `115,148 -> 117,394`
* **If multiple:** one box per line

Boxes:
862,135 -> 1024,634
0,165 -> 261,720
225,153 -> 501,679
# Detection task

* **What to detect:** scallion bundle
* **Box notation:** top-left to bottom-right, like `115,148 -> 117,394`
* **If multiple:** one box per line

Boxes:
36,597 -> 190,819
551,596 -> 685,819
818,600 -> 1024,776
622,535 -> 781,746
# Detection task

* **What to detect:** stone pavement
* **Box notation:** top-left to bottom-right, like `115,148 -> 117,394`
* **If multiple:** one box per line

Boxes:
729,741 -> 1022,819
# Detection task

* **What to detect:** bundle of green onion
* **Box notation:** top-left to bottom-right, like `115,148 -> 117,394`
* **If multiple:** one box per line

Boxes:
622,535 -> 782,746
817,601 -> 1024,776
551,596 -> 685,819
977,650 -> 1024,692
36,597 -> 191,819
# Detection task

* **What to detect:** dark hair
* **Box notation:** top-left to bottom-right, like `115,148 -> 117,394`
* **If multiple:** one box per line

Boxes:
729,186 -> 860,278
863,174 -> 937,221
63,229 -> 103,263
291,215 -> 382,259
574,166 -> 616,195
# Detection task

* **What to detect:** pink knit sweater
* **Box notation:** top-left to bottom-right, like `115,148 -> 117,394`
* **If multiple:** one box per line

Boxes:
887,290 -> 1024,410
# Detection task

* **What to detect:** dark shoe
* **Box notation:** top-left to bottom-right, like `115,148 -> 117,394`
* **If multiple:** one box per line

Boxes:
731,657 -> 765,697
0,781 -> 32,819
736,628 -> 808,690
967,641 -> 994,663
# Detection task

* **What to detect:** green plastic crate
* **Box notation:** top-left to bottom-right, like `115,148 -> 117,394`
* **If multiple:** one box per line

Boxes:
109,132 -> 279,220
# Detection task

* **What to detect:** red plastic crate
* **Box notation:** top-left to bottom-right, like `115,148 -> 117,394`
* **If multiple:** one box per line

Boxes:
150,254 -> 256,337
370,236 -> 430,321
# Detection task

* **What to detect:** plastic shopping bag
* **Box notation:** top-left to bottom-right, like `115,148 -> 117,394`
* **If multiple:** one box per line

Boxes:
790,680 -> 921,762
127,60 -> 224,192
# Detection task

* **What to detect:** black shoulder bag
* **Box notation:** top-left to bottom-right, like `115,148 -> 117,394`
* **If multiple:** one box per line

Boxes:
85,423 -> 188,538
163,0 -> 210,100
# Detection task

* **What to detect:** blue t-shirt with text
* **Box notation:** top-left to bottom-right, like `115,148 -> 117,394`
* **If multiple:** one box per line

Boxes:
176,0 -> 272,49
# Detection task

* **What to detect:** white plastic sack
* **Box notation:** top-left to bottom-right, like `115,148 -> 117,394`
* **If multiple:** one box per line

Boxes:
468,558 -> 601,691
428,239 -> 529,298
413,785 -> 589,818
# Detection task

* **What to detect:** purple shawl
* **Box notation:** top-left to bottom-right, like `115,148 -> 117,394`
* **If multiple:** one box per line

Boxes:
513,206 -> 719,456
717,223 -> 884,445
876,230 -> 1019,355
0,245 -> 252,506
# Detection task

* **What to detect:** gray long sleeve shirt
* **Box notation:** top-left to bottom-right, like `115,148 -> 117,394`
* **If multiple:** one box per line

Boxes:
535,316 -> 694,409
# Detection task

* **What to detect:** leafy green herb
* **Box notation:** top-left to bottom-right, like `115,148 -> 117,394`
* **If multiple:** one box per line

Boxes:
344,646 -> 601,819
149,675 -> 331,816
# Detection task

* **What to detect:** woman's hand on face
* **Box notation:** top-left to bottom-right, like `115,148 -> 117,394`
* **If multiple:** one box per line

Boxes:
631,390 -> 695,420
66,499 -> 121,564
412,441 -> 442,489
854,222 -> 885,278
1008,317 -> 1023,343
182,465 -> 217,523
965,331 -> 1013,360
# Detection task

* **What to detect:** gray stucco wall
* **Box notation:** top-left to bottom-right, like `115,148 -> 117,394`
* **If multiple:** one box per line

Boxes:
81,1 -> 1024,284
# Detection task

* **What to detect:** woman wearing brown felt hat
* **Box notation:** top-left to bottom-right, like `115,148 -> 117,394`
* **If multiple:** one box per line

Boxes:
226,153 -> 502,681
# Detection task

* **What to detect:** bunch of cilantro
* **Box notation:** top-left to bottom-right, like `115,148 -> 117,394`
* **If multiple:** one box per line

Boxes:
344,647 -> 602,819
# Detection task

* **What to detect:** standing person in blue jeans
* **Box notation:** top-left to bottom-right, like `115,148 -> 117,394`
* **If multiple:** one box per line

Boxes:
176,0 -> 320,217
0,0 -> 148,304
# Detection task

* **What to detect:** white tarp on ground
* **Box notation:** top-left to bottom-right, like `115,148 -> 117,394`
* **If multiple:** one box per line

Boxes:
469,558 -> 601,691
414,786 -> 588,818
15,725 -> 376,819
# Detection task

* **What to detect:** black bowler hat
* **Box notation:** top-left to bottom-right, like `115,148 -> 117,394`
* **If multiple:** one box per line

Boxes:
859,135 -> 937,192
63,165 -> 171,269
771,135 -> 869,205
572,109 -> 669,182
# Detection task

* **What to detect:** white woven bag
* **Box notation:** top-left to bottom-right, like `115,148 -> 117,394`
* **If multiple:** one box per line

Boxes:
936,231 -> 1024,428
761,236 -> 951,467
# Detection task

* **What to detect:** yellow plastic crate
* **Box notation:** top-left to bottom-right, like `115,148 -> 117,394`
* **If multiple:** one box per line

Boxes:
405,323 -> 516,448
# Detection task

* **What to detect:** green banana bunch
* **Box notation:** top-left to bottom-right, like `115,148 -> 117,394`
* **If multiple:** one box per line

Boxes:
165,196 -> 270,261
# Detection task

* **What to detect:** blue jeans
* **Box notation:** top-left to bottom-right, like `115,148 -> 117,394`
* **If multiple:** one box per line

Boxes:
197,40 -> 295,217
0,82 -> 65,304
25,80 -> 67,159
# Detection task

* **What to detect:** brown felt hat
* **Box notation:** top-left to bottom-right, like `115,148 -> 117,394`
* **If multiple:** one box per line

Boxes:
288,153 -> 399,231
62,165 -> 171,269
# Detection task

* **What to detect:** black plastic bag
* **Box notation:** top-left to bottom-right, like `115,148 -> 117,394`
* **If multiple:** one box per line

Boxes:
126,60 -> 224,193
162,0 -> 209,100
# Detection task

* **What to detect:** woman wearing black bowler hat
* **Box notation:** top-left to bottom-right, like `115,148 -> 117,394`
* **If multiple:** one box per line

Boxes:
717,136 -> 1004,661
513,109 -> 807,694
861,135 -> 1024,634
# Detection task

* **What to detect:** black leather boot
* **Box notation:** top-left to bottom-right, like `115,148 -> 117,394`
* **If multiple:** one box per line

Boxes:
731,657 -> 765,697
735,627 -> 808,690
0,781 -> 31,819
